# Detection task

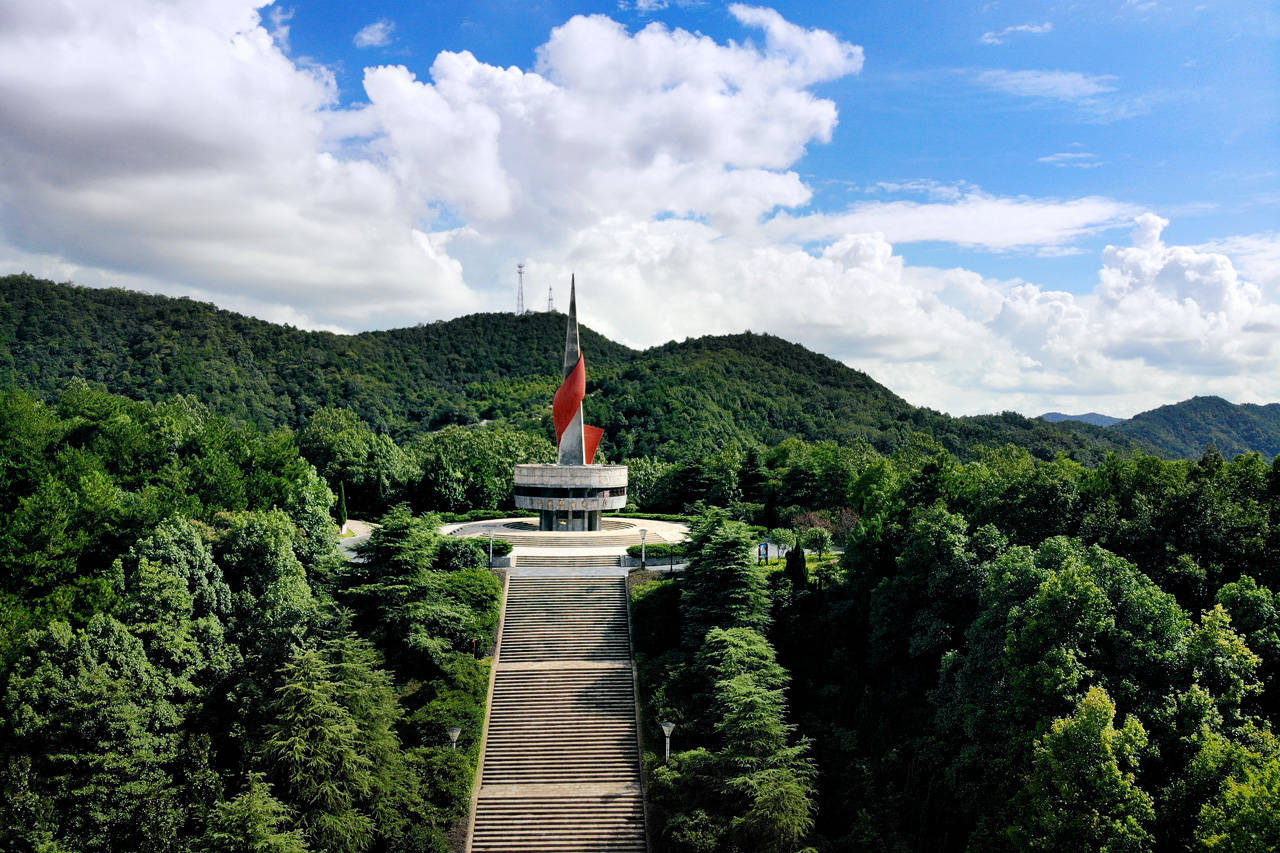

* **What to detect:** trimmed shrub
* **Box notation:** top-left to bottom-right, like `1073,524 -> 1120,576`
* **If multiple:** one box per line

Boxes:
463,537 -> 513,557
627,542 -> 686,560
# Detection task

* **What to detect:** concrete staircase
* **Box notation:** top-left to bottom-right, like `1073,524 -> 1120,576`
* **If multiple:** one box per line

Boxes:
470,575 -> 647,853
514,554 -> 624,570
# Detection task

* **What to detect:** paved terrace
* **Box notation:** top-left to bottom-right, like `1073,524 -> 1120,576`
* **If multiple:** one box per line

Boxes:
444,517 -> 689,573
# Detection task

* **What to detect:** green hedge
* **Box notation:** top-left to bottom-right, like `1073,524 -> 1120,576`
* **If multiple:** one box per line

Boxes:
627,541 -> 685,559
463,537 -> 513,557
612,511 -> 694,523
438,508 -> 520,522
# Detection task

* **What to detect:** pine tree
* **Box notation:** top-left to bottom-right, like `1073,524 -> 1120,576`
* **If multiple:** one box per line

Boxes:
263,647 -> 375,853
197,774 -> 309,853
337,483 -> 348,534
681,513 -> 770,648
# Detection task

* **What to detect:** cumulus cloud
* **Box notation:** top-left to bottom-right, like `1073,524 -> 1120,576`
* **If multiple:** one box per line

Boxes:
362,7 -> 861,242
974,215 -> 1279,412
2,0 -> 1276,416
1195,233 -> 1280,293
0,0 -> 479,330
980,22 -> 1053,45
975,69 -> 1118,100
354,19 -> 395,48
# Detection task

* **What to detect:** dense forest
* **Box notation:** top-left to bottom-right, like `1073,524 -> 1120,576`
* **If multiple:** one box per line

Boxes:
8,273 -> 1280,852
0,387 -> 500,852
631,439 -> 1280,850
1,274 -> 1153,464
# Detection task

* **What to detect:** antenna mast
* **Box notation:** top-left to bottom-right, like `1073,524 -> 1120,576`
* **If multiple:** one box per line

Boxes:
546,281 -> 554,312
516,263 -> 525,314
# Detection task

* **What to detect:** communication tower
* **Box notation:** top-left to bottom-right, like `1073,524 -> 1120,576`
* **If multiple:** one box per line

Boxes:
516,263 -> 525,314
546,281 -> 554,312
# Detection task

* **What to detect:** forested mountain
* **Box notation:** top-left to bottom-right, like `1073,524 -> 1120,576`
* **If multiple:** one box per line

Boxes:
0,273 -> 1142,464
1040,411 -> 1123,427
1112,395 -> 1280,459
8,272 -> 1280,851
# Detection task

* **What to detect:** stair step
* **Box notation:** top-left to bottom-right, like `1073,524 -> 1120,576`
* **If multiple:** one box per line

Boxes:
471,575 -> 646,851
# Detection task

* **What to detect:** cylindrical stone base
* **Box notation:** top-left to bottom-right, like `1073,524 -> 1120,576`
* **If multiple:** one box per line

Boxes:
513,464 -> 628,533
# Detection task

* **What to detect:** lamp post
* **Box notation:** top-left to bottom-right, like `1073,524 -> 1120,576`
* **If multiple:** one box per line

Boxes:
447,726 -> 461,751
660,720 -> 676,761
640,528 -> 647,570
487,531 -> 494,569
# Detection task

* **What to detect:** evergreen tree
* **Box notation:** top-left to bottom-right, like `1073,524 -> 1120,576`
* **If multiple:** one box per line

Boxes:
263,647 -> 375,853
0,615 -> 186,853
198,774 -> 310,853
681,512 -> 769,649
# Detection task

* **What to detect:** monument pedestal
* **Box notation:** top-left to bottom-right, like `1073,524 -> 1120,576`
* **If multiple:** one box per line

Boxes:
513,464 -> 628,531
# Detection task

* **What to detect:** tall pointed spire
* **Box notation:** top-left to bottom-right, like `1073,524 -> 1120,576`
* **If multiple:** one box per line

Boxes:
562,274 -> 580,380
551,275 -> 602,465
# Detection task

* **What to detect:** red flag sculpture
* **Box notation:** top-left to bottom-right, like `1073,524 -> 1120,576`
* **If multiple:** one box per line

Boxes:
554,277 -> 603,465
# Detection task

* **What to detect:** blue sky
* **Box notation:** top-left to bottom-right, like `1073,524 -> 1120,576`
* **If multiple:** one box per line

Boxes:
284,0 -> 1277,286
0,0 -> 1277,416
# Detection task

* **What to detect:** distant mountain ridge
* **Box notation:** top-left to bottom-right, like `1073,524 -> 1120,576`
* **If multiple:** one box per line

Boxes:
1040,411 -> 1123,428
1110,395 -> 1280,460
0,273 -> 1202,464
1036,398 -> 1280,460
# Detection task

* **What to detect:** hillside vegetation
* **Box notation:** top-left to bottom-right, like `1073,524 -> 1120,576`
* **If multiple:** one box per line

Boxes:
7,272 -> 1280,851
0,274 -> 1143,464
1113,395 -> 1280,459
1041,411 -> 1123,427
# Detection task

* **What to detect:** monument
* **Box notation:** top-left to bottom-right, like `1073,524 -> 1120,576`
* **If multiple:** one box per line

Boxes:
513,278 -> 628,531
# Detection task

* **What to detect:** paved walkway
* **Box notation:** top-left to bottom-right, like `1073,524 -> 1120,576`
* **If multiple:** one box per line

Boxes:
445,517 -> 687,577
337,519 -> 375,560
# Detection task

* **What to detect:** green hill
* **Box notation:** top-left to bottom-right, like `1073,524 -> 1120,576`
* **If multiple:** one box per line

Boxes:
1113,395 -> 1280,459
1040,411 -> 1123,427
0,273 -> 1144,462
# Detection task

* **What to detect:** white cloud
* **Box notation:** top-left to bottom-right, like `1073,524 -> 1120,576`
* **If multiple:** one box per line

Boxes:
1038,151 -> 1106,167
873,179 -> 980,201
766,192 -> 1140,250
495,210 -> 1280,417
975,69 -> 1118,100
2,1 -> 1277,418
980,21 -> 1053,45
1195,233 -> 1280,293
974,215 -> 1278,413
361,7 -> 862,241
0,0 -> 479,329
354,19 -> 395,48
267,5 -> 293,52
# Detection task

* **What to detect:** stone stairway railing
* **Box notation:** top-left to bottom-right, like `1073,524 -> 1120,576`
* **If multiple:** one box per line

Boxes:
469,576 -> 647,853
